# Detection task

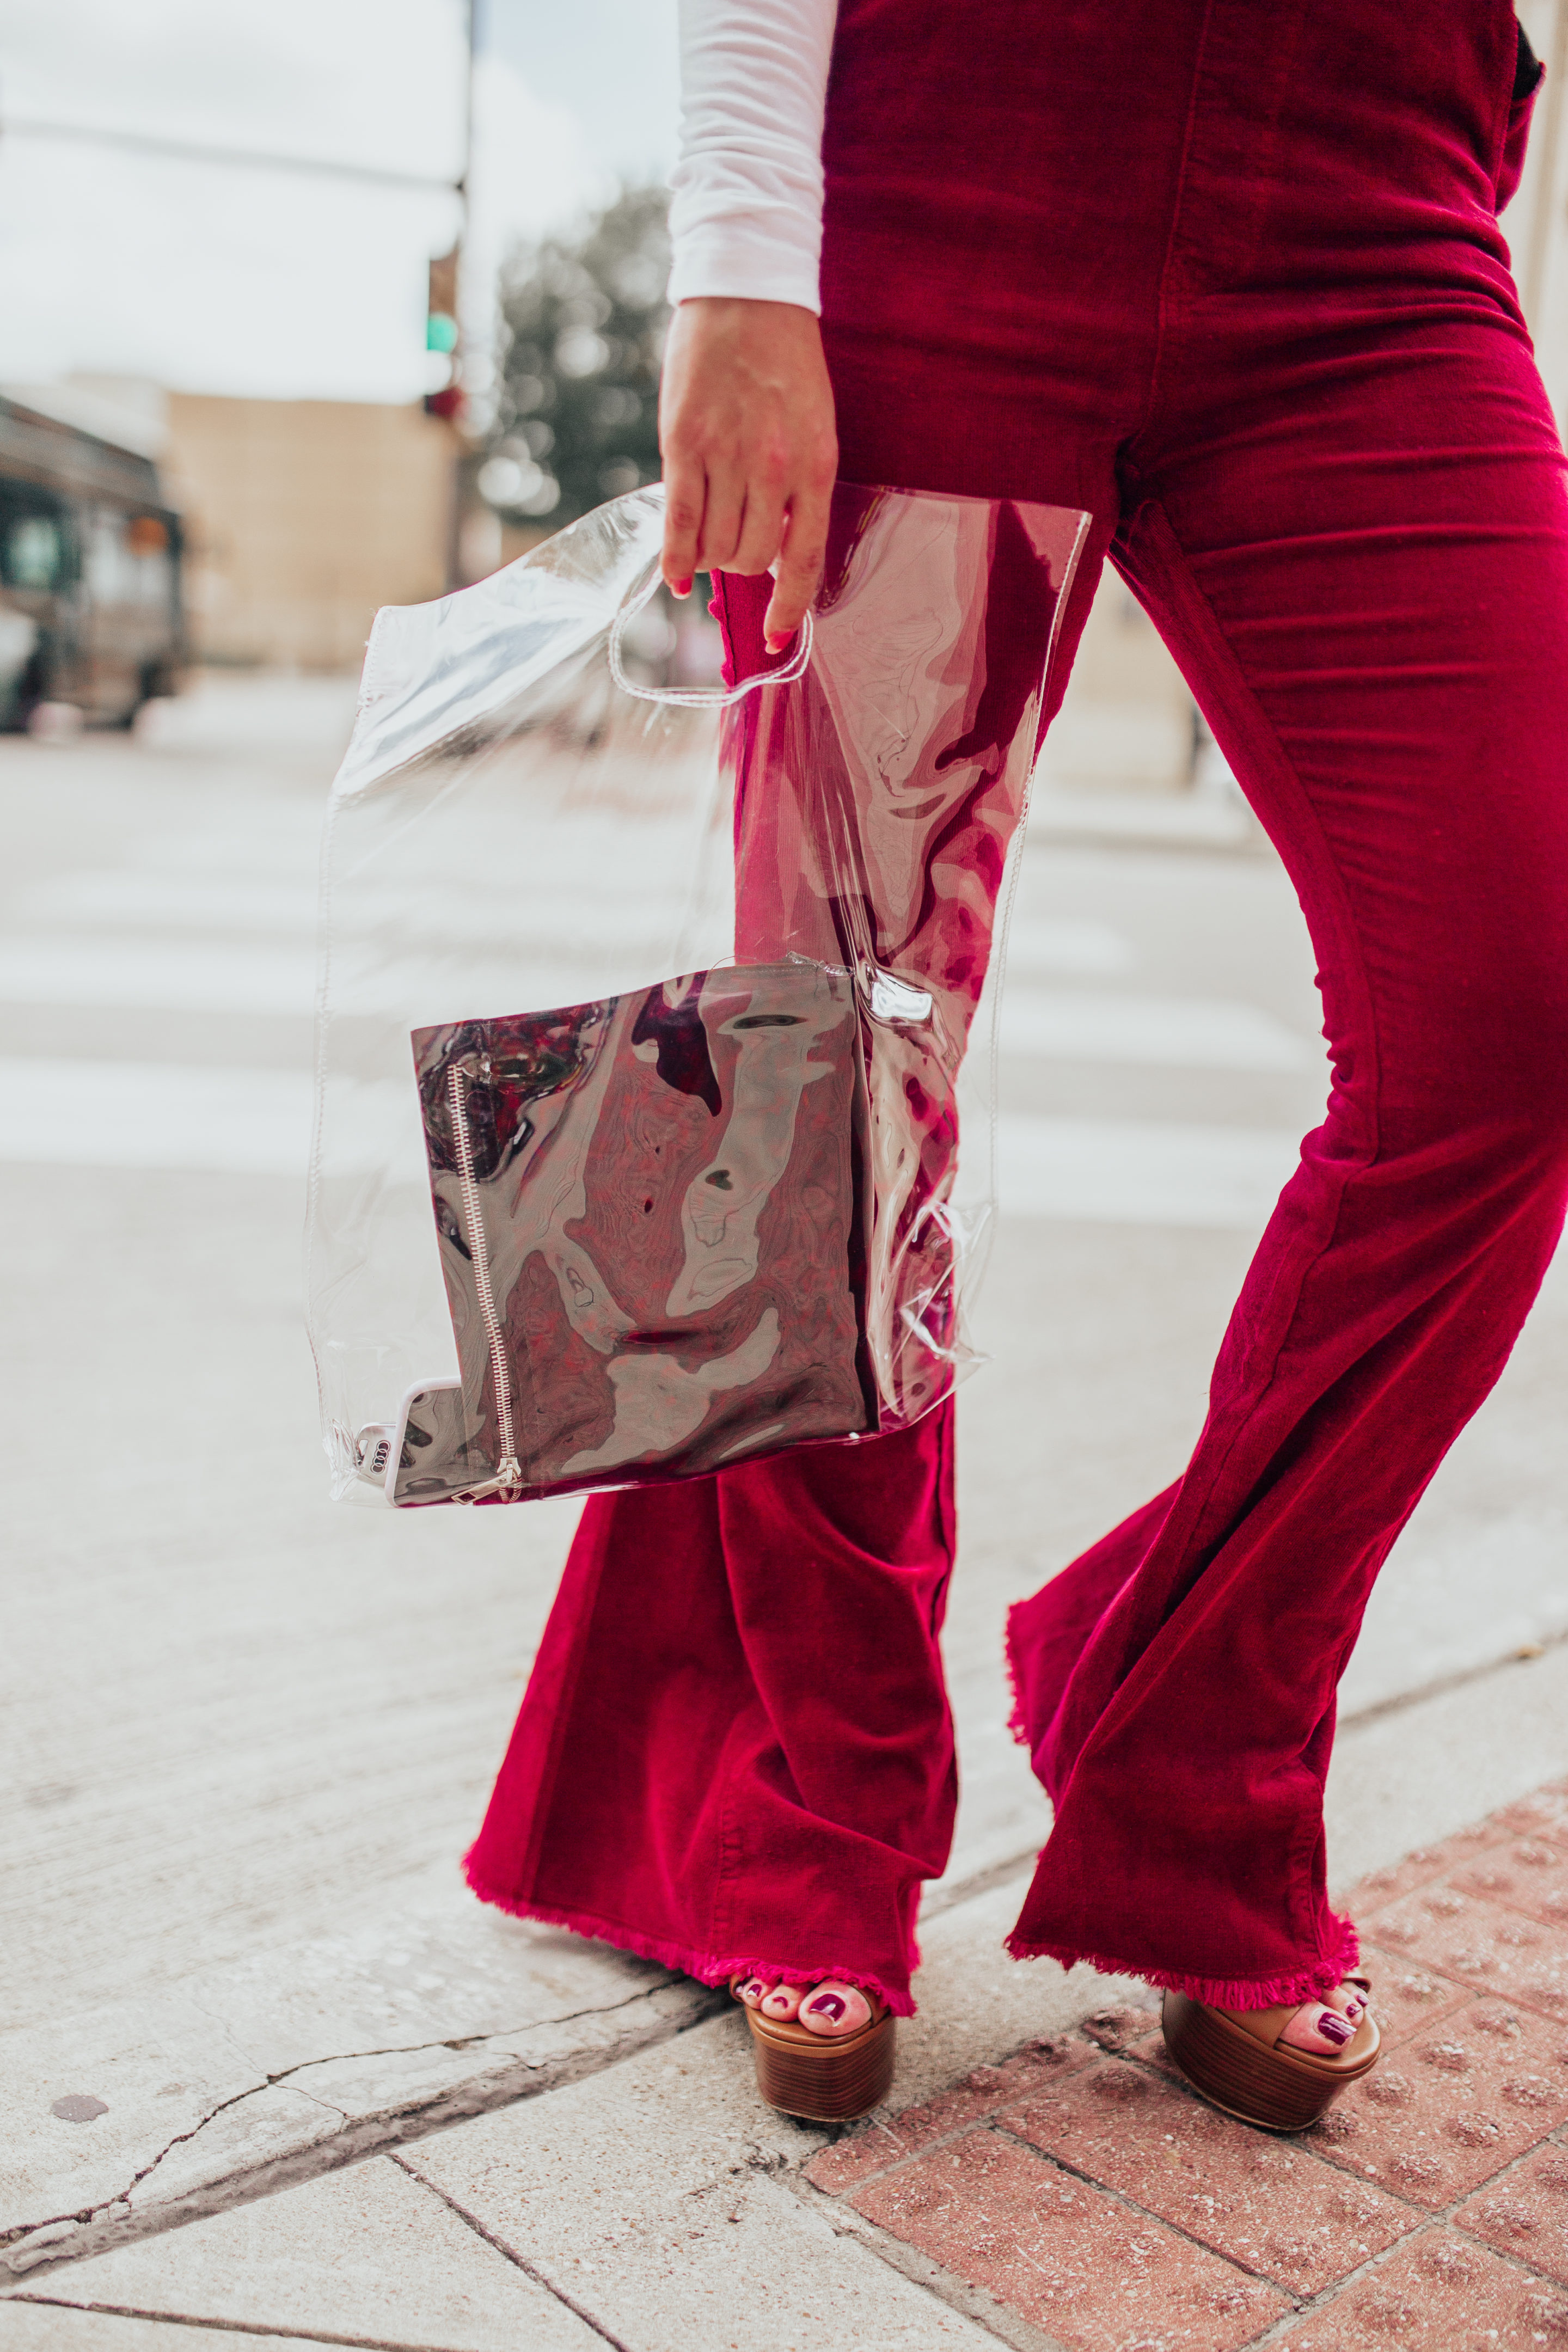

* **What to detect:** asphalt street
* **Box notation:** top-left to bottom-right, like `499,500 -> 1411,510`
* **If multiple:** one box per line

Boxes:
3,671 -> 1565,2044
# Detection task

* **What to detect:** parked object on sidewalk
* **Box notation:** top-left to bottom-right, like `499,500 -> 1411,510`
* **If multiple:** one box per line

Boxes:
307,481 -> 1088,1507
1160,1980 -> 1380,2131
0,393 -> 185,731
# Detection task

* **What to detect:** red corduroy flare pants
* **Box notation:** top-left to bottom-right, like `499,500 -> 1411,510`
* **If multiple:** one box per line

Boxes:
467,0 -> 1568,2013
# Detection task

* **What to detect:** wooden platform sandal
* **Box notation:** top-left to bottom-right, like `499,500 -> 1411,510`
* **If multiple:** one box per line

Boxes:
731,1977 -> 897,2122
1161,1975 -> 1380,2132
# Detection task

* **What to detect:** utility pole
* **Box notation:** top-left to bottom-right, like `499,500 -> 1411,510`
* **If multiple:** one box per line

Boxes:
424,0 -> 477,424
426,1 -> 487,589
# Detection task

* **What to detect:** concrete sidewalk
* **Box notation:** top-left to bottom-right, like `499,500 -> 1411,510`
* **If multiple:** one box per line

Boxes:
7,698 -> 1568,2348
801,1772 -> 1568,2351
6,1642 -> 1568,2350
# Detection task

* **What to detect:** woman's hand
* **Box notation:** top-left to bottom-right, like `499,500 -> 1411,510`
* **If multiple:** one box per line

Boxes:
659,297 -> 838,652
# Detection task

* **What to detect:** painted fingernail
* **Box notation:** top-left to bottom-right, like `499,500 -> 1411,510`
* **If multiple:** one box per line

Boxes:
805,1992 -> 847,2023
1318,2010 -> 1352,2045
764,633 -> 788,654
672,577 -> 693,598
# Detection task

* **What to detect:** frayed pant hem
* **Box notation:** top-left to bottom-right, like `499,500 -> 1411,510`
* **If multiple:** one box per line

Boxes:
463,1853 -> 917,2017
1004,1916 -> 1361,2011
1002,1603 -> 1031,1750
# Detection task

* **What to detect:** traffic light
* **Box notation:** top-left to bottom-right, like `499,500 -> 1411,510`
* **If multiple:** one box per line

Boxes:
425,247 -> 465,422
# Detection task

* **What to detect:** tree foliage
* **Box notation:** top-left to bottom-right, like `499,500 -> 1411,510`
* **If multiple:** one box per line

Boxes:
486,186 -> 670,529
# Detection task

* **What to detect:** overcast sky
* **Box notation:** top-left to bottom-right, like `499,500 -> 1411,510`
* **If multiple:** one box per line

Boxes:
0,0 -> 681,403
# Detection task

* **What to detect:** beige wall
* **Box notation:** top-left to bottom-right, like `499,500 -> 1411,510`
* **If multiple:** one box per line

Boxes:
162,395 -> 457,671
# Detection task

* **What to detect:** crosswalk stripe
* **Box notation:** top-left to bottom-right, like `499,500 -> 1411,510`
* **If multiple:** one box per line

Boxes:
0,1056 -> 1303,1228
0,935 -> 1318,1086
0,941 -> 316,1015
999,1113 -> 1301,1229
1001,988 -> 1317,1071
0,1061 -> 320,1175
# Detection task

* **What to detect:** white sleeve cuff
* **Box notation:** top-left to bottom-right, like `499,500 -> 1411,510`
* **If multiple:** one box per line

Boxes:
667,0 -> 838,316
667,206 -> 824,311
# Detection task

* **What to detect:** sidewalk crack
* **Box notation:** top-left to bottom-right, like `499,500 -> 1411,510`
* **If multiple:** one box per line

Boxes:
4,2294 -> 517,2352
389,2154 -> 634,2350
3,1977 -> 725,2279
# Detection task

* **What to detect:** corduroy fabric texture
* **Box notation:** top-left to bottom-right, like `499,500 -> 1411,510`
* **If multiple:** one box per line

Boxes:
466,0 -> 1567,2011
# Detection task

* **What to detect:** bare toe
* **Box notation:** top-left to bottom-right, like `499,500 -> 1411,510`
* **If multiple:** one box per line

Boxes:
735,1976 -> 771,2010
759,1981 -> 806,2022
797,1981 -> 873,2038
1279,2000 -> 1358,2056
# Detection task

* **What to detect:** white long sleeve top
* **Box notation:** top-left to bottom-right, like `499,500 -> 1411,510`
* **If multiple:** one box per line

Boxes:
666,0 -> 840,314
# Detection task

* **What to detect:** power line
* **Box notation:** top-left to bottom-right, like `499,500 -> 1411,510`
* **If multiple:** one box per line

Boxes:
1,115 -> 463,195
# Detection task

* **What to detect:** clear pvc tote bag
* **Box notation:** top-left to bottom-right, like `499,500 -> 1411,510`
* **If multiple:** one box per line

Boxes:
306,482 -> 1088,1506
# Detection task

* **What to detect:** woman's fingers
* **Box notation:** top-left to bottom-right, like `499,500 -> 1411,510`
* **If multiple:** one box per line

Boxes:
659,296 -> 837,617
694,464 -> 748,576
661,448 -> 705,597
728,481 -> 788,581
764,470 -> 832,651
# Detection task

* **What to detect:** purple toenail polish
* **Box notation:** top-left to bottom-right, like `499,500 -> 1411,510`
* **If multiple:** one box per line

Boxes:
805,1992 -> 847,2023
1319,2010 -> 1352,2045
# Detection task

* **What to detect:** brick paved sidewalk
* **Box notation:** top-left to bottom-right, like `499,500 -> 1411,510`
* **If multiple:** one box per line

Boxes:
803,1779 -> 1568,2351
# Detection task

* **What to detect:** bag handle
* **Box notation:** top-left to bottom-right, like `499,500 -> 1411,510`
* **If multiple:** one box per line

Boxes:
608,564 -> 813,706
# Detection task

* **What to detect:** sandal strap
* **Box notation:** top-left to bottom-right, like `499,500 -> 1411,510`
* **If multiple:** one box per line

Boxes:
1217,1977 -> 1371,2053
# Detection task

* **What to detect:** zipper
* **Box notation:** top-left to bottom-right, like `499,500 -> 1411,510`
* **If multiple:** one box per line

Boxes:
446,1058 -> 522,1496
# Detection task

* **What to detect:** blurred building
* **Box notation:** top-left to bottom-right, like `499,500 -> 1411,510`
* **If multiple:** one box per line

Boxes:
162,394 -> 456,670
8,377 -> 457,675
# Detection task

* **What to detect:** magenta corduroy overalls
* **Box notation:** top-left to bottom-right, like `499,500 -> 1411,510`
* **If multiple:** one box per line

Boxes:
465,0 -> 1567,2014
